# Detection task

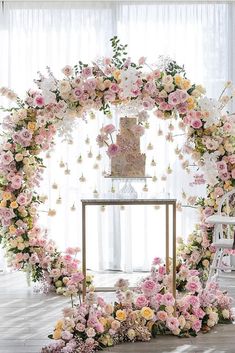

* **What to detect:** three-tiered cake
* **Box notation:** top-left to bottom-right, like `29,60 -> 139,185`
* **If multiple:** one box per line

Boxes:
111,117 -> 146,177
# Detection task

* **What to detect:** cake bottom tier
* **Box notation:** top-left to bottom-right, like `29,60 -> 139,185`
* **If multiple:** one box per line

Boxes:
111,152 -> 146,177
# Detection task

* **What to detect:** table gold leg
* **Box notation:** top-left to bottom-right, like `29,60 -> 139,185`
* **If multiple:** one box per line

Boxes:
166,204 -> 169,273
82,203 -> 86,301
172,202 -> 177,299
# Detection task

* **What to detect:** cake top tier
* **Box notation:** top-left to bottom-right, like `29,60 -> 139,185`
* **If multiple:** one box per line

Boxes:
119,117 -> 137,133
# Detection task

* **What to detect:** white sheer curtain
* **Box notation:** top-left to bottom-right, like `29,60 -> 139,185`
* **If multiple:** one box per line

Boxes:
0,1 -> 234,273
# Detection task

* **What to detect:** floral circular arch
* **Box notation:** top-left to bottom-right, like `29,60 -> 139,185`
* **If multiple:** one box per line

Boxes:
0,37 -> 235,349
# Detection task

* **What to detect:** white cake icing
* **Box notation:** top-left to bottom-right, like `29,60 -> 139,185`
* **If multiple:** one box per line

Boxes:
111,117 -> 146,177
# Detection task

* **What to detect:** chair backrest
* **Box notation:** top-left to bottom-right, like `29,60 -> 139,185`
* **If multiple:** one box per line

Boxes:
216,188 -> 235,240
217,188 -> 235,215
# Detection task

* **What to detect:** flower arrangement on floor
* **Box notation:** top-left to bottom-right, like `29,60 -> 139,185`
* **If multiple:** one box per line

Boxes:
0,36 -> 235,351
41,259 -> 233,353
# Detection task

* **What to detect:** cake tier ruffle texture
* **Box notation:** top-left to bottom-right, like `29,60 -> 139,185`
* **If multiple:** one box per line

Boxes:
111,117 -> 146,177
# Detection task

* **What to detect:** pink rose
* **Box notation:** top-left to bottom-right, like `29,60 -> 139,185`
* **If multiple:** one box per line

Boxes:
157,311 -> 168,321
0,151 -> 14,165
219,171 -> 230,181
216,160 -> 227,173
141,279 -> 157,296
82,67 -> 93,78
190,118 -> 202,129
107,144 -> 120,158
223,122 -> 233,132
135,295 -> 149,308
34,95 -> 45,107
16,193 -> 27,206
161,293 -> 175,306
166,317 -> 179,332
192,319 -> 202,332
62,65 -> 73,76
214,187 -> 224,198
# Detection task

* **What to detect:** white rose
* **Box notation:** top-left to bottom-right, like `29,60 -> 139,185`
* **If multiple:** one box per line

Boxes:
127,329 -> 136,340
222,309 -> 230,319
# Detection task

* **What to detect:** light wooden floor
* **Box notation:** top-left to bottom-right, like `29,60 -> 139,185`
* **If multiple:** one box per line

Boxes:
0,271 -> 234,353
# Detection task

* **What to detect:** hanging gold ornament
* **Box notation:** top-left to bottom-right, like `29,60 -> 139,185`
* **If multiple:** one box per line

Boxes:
93,163 -> 99,169
178,154 -> 184,160
52,182 -> 58,189
158,127 -> 163,136
145,122 -> 150,129
93,189 -> 99,197
152,175 -> 157,182
168,123 -> 174,131
111,184 -> 115,193
175,146 -> 181,155
101,205 -> 105,212
56,196 -> 62,205
176,202 -> 182,211
79,174 -> 86,182
48,208 -> 56,216
64,166 -> 71,175
182,190 -> 187,199
59,160 -> 65,168
88,149 -> 93,158
151,159 -> 156,167
89,111 -> 95,120
161,175 -> 167,181
68,139 -> 73,145
120,205 -> 125,210
85,136 -> 90,144
154,205 -> 160,210
142,183 -> 148,192
147,143 -> 153,150
70,203 -> 76,211
166,165 -> 173,174
77,155 -> 82,163
96,153 -> 102,161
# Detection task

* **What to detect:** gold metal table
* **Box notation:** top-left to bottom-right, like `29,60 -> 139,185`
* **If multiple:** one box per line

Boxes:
81,197 -> 177,300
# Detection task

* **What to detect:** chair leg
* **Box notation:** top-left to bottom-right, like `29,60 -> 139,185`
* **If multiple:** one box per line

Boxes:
208,248 -> 220,282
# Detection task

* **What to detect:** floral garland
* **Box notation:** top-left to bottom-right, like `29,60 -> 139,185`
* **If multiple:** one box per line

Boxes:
0,37 -> 234,351
42,259 -> 233,353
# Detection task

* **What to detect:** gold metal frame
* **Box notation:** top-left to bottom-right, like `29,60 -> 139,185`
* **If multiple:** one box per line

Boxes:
81,198 -> 177,300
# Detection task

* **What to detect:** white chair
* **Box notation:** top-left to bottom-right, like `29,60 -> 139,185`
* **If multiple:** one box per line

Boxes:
206,188 -> 235,281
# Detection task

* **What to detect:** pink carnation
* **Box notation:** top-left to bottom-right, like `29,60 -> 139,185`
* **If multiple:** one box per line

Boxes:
216,160 -> 227,173
103,124 -> 116,134
34,95 -> 45,107
107,144 -> 120,158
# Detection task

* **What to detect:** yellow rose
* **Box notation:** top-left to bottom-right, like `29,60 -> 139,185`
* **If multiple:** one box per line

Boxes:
2,192 -> 12,200
9,225 -> 17,234
187,96 -> 195,110
53,329 -> 62,340
140,307 -> 154,320
174,74 -> 183,87
10,201 -> 18,209
181,79 -> 191,90
0,200 -> 7,207
55,320 -> 64,330
27,122 -> 36,131
113,69 -> 121,81
116,309 -> 127,322
99,317 -> 108,326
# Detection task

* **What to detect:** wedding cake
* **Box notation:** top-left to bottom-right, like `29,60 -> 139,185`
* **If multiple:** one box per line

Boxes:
111,117 -> 146,177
